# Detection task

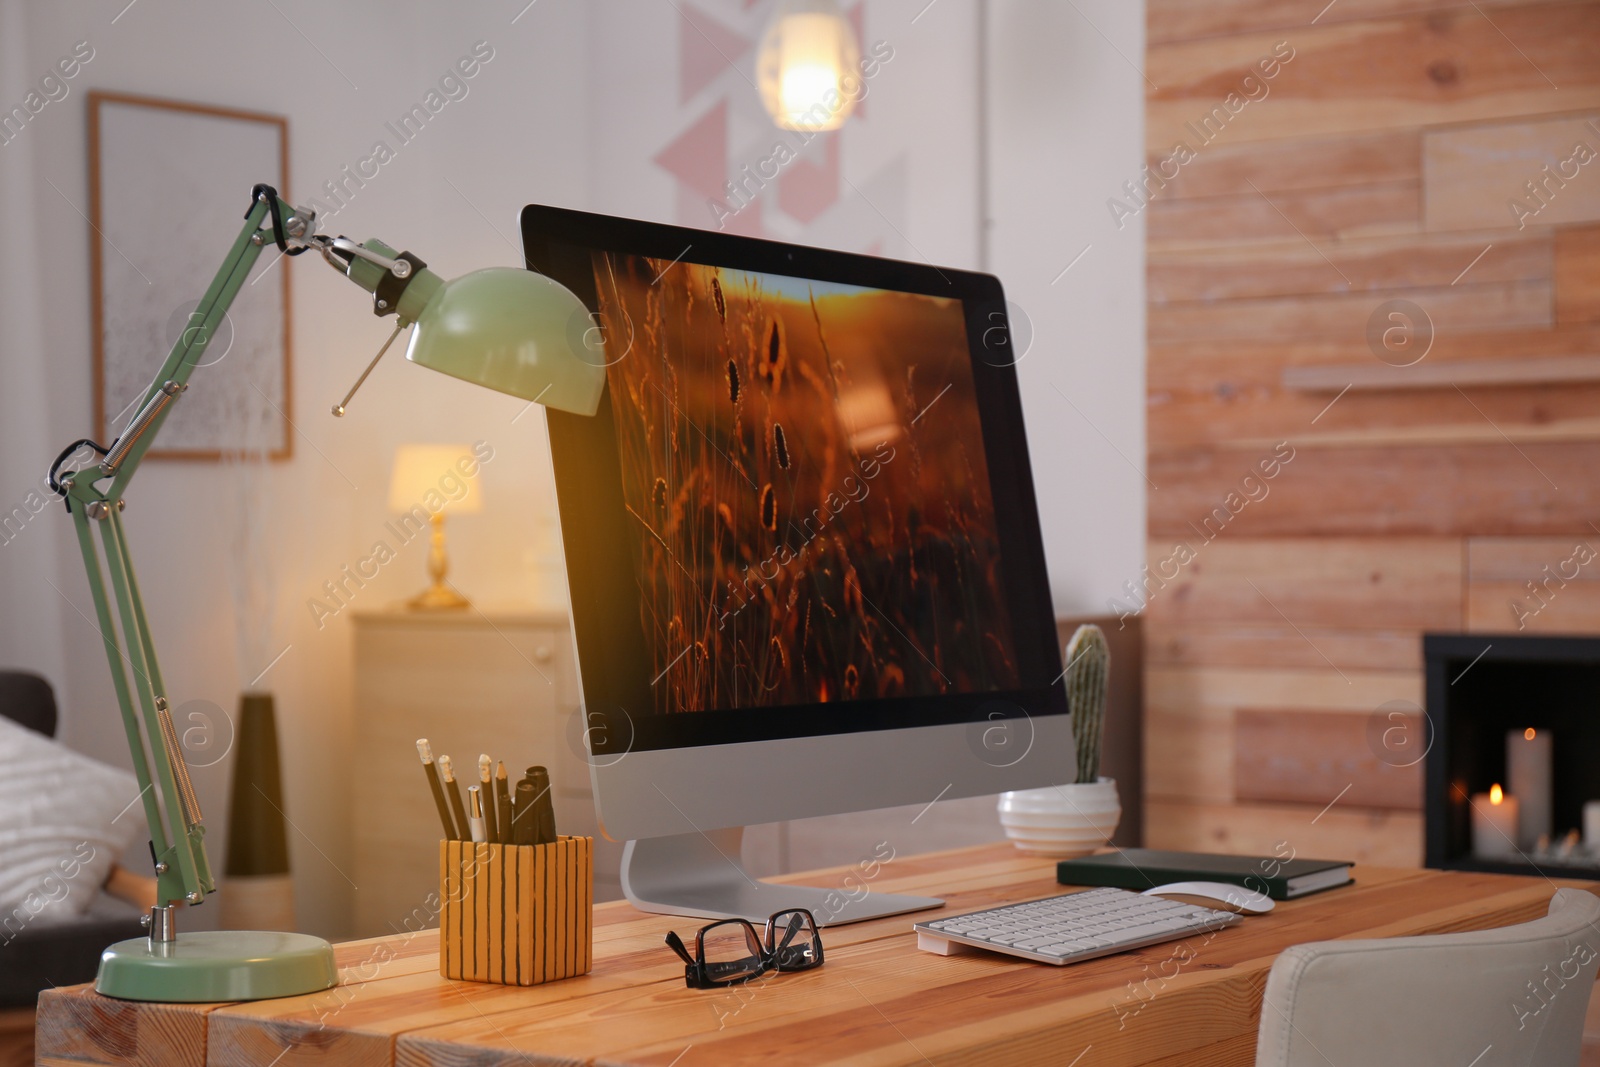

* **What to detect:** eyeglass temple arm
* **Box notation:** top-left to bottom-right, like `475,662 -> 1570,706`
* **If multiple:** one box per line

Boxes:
772,912 -> 804,953
663,930 -> 697,966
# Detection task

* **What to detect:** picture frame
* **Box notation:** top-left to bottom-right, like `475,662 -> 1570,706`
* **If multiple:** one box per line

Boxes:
89,91 -> 292,460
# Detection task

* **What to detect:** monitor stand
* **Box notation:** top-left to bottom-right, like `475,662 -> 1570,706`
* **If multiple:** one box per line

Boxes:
620,828 -> 942,927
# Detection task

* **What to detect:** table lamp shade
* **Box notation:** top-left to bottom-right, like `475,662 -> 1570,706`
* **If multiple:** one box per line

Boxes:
406,268 -> 606,417
389,444 -> 485,515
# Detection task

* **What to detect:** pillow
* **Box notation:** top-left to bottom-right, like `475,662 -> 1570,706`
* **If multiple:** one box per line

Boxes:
0,715 -> 144,933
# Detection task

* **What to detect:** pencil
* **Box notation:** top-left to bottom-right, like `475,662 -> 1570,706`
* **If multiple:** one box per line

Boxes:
416,739 -> 455,839
467,786 -> 487,843
494,761 -> 513,846
478,754 -> 499,845
439,754 -> 469,841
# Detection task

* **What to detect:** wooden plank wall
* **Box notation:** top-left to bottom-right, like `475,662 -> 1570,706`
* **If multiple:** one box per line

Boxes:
1141,0 -> 1600,866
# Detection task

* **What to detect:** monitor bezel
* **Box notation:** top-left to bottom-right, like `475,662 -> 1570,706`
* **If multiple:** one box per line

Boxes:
522,204 -> 1066,756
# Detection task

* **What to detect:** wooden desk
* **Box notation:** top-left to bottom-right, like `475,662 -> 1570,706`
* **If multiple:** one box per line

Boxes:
36,843 -> 1598,1066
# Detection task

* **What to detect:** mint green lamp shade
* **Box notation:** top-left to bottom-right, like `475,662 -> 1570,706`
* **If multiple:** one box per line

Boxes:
406,267 -> 607,416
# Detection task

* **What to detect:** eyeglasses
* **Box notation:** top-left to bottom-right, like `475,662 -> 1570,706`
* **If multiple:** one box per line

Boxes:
664,909 -> 824,989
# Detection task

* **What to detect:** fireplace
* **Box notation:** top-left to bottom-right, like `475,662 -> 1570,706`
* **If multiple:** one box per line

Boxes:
1425,634 -> 1600,876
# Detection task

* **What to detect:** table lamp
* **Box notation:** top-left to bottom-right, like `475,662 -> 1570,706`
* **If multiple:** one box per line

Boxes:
45,184 -> 605,1002
388,443 -> 483,610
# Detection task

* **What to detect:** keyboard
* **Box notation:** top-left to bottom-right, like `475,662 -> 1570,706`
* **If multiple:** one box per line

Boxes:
913,886 -> 1242,965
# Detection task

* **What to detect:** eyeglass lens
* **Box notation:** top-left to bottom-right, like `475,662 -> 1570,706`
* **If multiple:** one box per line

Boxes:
769,909 -> 820,971
699,920 -> 766,984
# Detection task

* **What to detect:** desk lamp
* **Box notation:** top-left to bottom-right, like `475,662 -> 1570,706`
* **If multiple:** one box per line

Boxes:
47,184 -> 605,1001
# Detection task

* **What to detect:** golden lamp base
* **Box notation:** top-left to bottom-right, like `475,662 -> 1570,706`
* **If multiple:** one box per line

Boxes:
406,512 -> 470,611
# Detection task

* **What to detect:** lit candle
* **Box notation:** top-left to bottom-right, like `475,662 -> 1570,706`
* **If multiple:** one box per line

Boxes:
1472,784 -> 1520,861
1507,727 -> 1552,849
1583,801 -> 1600,851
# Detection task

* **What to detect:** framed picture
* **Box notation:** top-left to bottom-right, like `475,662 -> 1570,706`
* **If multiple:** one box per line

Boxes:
89,91 -> 292,460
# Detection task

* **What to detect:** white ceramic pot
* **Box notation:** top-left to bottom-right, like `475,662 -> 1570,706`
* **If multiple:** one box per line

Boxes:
997,777 -> 1121,858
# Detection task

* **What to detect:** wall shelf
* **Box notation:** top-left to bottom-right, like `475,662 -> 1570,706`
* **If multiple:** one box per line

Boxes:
1283,355 -> 1600,393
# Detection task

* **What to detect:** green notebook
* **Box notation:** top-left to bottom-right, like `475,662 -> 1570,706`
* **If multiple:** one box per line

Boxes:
1056,848 -> 1352,901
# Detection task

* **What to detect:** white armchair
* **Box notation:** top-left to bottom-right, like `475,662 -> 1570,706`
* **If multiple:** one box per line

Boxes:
1256,887 -> 1600,1067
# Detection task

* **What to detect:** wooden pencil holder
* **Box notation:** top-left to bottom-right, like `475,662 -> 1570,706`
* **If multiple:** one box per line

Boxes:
439,836 -> 594,985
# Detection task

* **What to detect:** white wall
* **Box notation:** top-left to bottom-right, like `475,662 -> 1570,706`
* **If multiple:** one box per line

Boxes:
988,0 -> 1147,614
0,0 -> 1143,938
0,1 -> 68,696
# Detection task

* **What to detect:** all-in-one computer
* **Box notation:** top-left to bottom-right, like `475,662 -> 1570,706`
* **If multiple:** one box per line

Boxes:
524,206 -> 1070,925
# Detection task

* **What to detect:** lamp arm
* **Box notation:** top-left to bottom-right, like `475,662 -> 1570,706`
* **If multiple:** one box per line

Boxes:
47,184 -> 370,908
47,187 -> 295,907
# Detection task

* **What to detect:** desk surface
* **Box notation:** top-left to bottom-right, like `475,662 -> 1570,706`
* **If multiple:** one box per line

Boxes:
36,842 -> 1597,1067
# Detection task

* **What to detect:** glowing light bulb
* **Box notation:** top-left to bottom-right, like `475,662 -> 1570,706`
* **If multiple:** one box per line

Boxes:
780,62 -> 840,120
757,1 -> 861,132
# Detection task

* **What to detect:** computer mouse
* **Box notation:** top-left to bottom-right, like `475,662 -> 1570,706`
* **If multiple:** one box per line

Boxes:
1142,881 -> 1275,914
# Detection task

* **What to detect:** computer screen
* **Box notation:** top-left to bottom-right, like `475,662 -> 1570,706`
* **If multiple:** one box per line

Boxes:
526,206 -> 1065,760
592,255 -> 1020,716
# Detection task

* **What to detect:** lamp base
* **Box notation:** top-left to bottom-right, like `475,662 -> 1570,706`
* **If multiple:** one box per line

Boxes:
405,511 -> 470,610
407,581 -> 470,610
96,930 -> 337,1002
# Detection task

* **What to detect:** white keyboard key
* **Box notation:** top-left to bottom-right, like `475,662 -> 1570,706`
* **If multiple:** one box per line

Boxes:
1111,922 -> 1187,942
1041,941 -> 1090,955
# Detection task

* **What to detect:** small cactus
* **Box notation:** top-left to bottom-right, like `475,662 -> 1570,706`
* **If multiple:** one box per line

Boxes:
1065,624 -> 1110,784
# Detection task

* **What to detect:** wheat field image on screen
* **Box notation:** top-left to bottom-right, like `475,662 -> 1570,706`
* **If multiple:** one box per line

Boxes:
594,253 -> 1020,715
